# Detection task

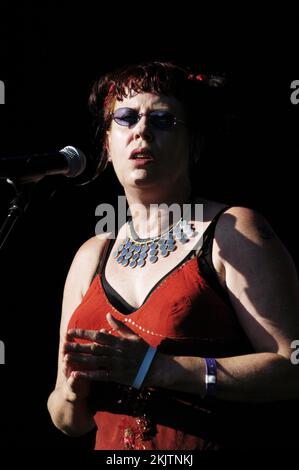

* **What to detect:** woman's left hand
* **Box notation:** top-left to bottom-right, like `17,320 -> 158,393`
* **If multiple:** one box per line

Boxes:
64,313 -> 148,387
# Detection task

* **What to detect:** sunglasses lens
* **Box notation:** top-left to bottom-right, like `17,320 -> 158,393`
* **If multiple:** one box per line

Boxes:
113,108 -> 138,127
112,108 -> 177,130
150,111 -> 176,130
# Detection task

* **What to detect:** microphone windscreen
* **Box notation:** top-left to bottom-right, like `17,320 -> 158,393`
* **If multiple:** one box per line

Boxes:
59,146 -> 87,178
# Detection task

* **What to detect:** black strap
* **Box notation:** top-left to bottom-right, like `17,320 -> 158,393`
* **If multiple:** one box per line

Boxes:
90,237 -> 114,284
98,237 -> 114,274
197,206 -> 232,302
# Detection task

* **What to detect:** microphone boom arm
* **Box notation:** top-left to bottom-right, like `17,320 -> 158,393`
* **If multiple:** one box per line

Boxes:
0,178 -> 36,252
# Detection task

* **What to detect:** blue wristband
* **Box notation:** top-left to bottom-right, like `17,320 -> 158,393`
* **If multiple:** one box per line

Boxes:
132,346 -> 157,390
204,357 -> 217,397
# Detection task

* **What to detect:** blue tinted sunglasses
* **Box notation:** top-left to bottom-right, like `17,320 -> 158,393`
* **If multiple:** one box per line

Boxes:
111,107 -> 185,130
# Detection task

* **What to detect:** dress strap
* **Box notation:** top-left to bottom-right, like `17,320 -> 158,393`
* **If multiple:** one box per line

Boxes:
97,237 -> 114,275
90,237 -> 114,283
195,205 -> 233,303
195,205 -> 232,257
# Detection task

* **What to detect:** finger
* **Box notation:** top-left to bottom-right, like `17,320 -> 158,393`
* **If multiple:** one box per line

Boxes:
68,371 -> 79,385
65,353 -> 113,370
65,371 -> 81,397
67,328 -> 119,346
66,371 -> 90,401
62,362 -> 70,378
75,370 -> 111,382
106,313 -> 139,339
64,341 -> 122,356
65,353 -> 100,368
63,354 -> 76,377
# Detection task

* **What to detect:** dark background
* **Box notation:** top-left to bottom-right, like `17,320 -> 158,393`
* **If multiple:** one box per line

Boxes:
0,3 -> 298,450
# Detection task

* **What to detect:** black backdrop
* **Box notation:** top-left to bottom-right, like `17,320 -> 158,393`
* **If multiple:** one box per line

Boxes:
0,3 -> 298,451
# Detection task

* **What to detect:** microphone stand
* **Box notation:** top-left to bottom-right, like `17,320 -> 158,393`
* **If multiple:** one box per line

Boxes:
0,178 -> 37,252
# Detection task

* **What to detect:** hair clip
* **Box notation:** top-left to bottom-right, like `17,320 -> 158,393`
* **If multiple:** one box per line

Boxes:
188,73 -> 205,82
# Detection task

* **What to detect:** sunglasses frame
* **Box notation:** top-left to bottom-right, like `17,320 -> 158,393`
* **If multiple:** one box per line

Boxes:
110,107 -> 185,130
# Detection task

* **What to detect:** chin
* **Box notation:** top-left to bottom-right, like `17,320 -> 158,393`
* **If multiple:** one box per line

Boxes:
128,170 -> 159,186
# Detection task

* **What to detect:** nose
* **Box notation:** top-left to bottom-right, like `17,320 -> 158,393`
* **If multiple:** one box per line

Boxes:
133,115 -> 154,142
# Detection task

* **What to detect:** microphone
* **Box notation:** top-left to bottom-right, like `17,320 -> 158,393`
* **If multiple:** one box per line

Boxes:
0,146 -> 87,183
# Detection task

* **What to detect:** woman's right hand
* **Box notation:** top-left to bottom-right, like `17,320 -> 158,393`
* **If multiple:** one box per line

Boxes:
62,334 -> 91,403
62,370 -> 91,403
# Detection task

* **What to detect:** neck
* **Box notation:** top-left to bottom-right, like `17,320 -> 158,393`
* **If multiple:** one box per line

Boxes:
125,181 -> 193,239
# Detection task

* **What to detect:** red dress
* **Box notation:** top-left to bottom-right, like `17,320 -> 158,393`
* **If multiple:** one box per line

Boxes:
68,248 -> 254,449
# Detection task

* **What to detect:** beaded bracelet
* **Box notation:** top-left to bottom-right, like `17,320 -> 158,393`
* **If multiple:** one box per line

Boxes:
204,357 -> 217,397
132,346 -> 157,390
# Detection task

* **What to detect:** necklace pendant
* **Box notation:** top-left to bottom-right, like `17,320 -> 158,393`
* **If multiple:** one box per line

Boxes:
114,218 -> 195,268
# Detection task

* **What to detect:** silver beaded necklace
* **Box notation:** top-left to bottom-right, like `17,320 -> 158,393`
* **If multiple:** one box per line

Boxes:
112,218 -> 195,268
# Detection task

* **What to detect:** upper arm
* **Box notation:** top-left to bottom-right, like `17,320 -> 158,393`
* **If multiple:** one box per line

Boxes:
214,207 -> 299,358
54,235 -> 110,388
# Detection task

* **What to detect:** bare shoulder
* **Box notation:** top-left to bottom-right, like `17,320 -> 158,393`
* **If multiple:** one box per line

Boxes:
213,205 -> 297,287
214,206 -> 277,251
202,203 -> 286,288
66,233 -> 111,299
73,234 -> 110,266
193,198 -> 273,247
